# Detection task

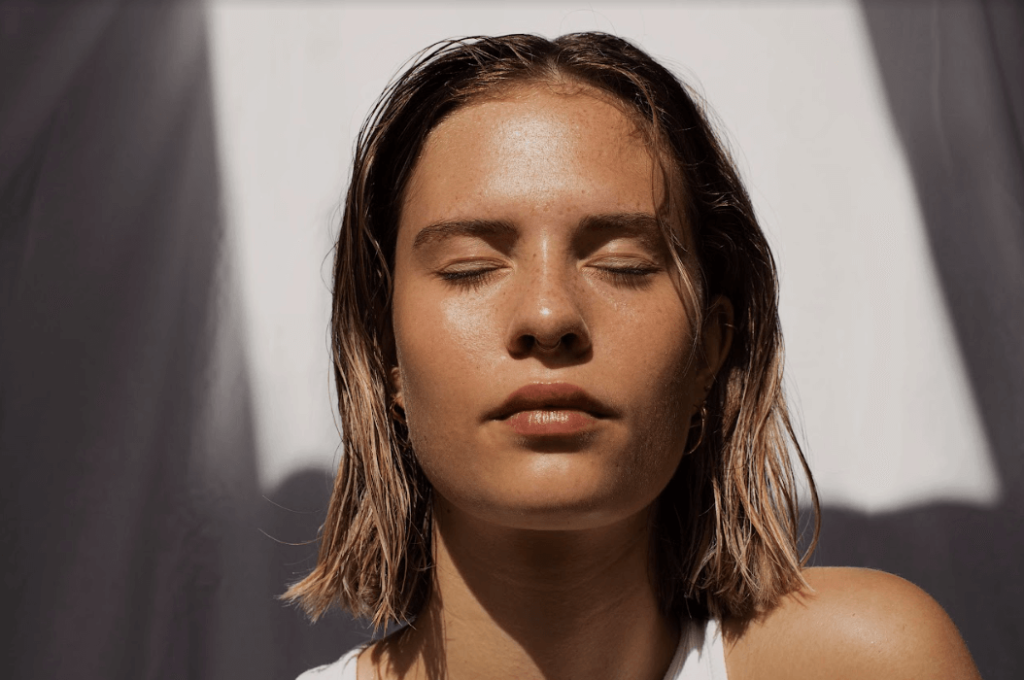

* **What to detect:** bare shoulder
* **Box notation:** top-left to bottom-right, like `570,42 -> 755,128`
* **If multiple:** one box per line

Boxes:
722,567 -> 981,680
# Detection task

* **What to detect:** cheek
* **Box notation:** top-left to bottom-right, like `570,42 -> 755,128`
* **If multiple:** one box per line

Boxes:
392,291 -> 498,437
612,292 -> 696,389
612,295 -> 700,457
392,292 -> 506,510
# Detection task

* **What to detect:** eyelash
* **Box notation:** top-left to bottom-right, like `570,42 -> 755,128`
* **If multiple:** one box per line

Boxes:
438,267 -> 501,290
593,265 -> 659,289
438,264 -> 659,290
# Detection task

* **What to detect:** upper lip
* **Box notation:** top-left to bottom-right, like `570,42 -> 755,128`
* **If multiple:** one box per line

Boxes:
487,382 -> 615,420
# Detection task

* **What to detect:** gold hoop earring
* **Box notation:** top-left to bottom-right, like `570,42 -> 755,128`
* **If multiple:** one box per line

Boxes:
685,404 -> 707,455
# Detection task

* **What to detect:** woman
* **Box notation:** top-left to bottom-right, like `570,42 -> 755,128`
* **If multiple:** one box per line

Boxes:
287,33 -> 981,680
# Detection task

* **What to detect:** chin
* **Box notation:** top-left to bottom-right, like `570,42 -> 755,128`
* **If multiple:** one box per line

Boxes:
452,460 -> 654,532
500,507 -> 641,532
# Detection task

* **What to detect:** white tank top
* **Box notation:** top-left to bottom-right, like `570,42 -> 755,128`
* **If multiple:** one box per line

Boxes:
296,618 -> 728,680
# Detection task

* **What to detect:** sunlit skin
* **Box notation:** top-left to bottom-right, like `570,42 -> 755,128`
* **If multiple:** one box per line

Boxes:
361,82 -> 983,680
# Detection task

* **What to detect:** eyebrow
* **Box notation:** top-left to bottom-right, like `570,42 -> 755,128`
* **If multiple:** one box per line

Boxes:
577,212 -> 663,246
411,212 -> 664,249
412,219 -> 518,249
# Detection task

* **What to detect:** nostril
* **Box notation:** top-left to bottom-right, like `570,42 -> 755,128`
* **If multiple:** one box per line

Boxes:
534,336 -> 561,351
533,332 -> 578,352
506,296 -> 592,358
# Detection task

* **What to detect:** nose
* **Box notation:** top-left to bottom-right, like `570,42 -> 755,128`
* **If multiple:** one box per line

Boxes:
505,260 -> 592,360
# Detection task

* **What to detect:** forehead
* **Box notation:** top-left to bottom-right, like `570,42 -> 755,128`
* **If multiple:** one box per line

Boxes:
400,83 -> 663,232
433,82 -> 648,154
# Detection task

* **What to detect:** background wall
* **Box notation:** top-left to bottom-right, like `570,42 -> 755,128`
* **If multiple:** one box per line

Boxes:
1,1 -> 1020,679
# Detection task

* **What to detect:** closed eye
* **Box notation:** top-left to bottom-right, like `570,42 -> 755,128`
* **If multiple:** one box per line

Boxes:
590,263 -> 661,289
437,264 -> 505,290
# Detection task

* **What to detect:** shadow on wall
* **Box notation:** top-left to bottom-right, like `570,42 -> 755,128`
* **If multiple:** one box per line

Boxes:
0,4 -> 367,679
0,3 -> 239,678
809,3 -> 1024,680
265,469 -> 376,674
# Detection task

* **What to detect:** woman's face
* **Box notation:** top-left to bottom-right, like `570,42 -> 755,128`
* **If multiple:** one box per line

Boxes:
391,83 -> 728,532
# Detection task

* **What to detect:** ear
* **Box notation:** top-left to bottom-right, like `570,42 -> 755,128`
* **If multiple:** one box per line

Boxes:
699,295 -> 734,386
389,366 -> 405,410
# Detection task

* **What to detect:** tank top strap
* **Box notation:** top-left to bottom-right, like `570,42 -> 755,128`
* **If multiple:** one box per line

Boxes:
295,644 -> 361,680
662,618 -> 728,680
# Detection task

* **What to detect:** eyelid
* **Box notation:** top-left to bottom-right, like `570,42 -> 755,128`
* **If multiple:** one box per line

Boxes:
587,253 -> 662,269
584,233 -> 665,259
433,257 -> 509,287
435,264 -> 505,292
436,256 -> 508,272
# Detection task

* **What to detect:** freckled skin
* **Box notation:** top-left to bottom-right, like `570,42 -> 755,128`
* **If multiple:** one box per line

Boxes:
391,85 -> 723,531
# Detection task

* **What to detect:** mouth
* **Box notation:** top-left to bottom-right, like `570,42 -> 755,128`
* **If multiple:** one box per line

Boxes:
487,383 -> 615,434
503,408 -> 600,438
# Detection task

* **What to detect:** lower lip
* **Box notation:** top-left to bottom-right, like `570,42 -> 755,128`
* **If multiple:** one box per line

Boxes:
505,409 -> 598,436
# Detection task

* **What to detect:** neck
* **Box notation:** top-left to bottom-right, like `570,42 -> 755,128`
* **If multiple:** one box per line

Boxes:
370,498 -> 680,680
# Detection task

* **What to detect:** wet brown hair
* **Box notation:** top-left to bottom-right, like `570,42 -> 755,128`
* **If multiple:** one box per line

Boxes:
283,32 -> 819,628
